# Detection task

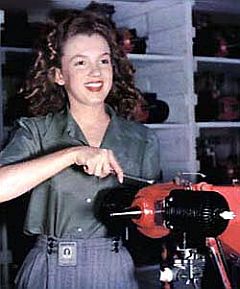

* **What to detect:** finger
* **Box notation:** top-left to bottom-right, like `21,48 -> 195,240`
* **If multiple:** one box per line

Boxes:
95,148 -> 111,178
108,151 -> 123,183
84,162 -> 94,175
94,160 -> 104,178
101,161 -> 111,178
94,149 -> 109,178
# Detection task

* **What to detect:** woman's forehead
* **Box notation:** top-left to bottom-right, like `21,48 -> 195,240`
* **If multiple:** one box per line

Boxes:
62,33 -> 111,56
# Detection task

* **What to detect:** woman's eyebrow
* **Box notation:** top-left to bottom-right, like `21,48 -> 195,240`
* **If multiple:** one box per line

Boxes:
69,52 -> 111,62
69,54 -> 87,62
101,52 -> 111,56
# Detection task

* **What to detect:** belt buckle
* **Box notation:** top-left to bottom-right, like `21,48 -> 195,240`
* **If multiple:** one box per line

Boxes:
58,241 -> 77,266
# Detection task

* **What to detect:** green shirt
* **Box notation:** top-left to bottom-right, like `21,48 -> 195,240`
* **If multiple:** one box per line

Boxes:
0,106 -> 161,238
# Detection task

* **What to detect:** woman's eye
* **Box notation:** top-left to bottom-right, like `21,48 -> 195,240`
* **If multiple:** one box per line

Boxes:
100,58 -> 111,65
74,60 -> 86,66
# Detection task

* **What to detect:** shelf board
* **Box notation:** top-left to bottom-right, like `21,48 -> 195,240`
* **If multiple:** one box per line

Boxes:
197,121 -> 240,128
0,47 -> 33,53
195,56 -> 240,75
145,123 -> 189,129
129,53 -> 183,62
195,56 -> 240,65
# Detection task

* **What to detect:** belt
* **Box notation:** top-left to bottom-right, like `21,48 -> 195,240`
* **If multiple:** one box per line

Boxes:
35,235 -> 121,255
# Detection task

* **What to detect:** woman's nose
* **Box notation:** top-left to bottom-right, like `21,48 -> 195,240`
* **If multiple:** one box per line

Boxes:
89,64 -> 101,77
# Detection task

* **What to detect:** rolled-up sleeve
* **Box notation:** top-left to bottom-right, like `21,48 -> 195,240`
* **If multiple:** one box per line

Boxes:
0,118 -> 41,166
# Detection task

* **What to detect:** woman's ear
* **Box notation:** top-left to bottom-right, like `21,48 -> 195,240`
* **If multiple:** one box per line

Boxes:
55,68 -> 65,86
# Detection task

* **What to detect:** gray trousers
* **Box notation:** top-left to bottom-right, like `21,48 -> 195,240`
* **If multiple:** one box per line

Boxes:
14,235 -> 139,289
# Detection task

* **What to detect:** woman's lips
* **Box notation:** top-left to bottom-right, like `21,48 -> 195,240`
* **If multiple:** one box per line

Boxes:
84,81 -> 103,92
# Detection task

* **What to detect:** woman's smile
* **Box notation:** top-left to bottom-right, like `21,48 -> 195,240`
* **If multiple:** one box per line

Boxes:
84,80 -> 104,92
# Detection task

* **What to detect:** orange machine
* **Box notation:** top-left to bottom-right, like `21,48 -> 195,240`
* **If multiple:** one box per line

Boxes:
108,178 -> 240,289
129,181 -> 240,257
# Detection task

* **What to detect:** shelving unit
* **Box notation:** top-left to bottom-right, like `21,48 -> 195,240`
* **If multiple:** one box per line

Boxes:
194,0 -> 240,184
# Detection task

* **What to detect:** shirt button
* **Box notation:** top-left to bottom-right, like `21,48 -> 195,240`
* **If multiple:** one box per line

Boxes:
77,227 -> 82,232
85,198 -> 92,203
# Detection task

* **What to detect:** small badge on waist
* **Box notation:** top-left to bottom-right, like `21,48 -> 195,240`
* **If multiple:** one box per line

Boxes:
58,242 -> 77,266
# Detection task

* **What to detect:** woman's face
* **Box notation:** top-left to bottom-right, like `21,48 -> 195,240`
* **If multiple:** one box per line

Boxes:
55,33 -> 113,109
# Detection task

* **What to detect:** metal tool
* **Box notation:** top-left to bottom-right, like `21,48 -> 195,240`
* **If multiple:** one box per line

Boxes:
123,173 -> 155,185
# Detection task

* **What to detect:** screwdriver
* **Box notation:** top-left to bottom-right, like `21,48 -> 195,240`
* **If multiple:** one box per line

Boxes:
123,173 -> 155,185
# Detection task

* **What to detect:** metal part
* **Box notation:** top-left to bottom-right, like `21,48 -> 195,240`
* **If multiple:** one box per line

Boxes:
110,210 -> 142,217
181,172 -> 206,178
123,173 -> 155,185
219,211 -> 236,220
171,248 -> 205,289
168,233 -> 205,289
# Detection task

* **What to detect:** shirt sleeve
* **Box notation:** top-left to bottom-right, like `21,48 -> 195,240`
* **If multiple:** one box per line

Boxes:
0,117 -> 41,166
141,128 -> 161,181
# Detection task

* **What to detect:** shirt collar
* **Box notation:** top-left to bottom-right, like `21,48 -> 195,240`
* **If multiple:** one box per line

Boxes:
65,104 -> 118,145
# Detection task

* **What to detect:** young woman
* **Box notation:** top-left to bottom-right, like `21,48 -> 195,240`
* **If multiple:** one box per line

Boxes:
0,5 -> 161,289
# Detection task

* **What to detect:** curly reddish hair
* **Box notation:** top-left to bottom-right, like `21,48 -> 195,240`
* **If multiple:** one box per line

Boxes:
20,6 -> 142,119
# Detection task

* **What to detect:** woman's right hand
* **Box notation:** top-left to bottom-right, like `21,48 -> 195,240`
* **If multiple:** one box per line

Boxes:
73,146 -> 123,183
0,146 -> 123,203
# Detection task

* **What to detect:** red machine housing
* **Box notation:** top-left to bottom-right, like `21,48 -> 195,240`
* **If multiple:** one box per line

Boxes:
131,182 -> 240,257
